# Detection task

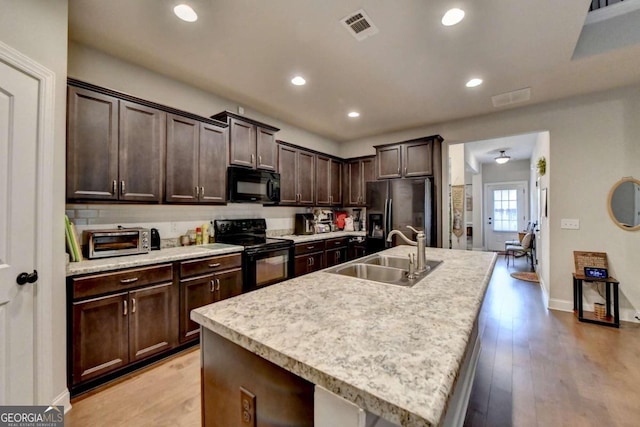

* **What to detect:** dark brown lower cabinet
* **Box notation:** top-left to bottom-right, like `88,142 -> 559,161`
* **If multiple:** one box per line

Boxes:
201,328 -> 313,426
325,247 -> 348,268
294,252 -> 324,276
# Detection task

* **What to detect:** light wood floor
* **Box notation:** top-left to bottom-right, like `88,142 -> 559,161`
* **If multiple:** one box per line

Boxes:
65,256 -> 640,426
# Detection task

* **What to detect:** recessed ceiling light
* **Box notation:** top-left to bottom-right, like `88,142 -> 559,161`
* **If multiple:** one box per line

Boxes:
466,78 -> 483,88
174,4 -> 198,22
291,76 -> 306,86
348,111 -> 360,118
442,8 -> 465,26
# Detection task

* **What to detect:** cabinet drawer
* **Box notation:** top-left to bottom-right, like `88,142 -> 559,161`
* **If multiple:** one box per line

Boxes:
180,253 -> 242,278
294,241 -> 326,256
72,264 -> 173,300
324,237 -> 348,249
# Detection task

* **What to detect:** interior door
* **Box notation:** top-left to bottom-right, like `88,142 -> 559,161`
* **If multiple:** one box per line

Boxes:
0,59 -> 38,404
485,183 -> 527,252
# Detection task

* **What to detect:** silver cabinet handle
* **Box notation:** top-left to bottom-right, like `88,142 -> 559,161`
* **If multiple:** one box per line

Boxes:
397,167 -> 400,175
120,180 -> 126,195
132,297 -> 136,313
210,279 -> 215,293
310,257 -> 314,266
404,167 -> 407,175
120,277 -> 139,284
200,186 -> 204,198
216,278 -> 221,291
251,154 -> 255,164
208,263 -> 221,268
258,155 -> 262,165
123,300 -> 127,316
307,246 -> 315,250
195,186 -> 199,198
112,180 -> 117,195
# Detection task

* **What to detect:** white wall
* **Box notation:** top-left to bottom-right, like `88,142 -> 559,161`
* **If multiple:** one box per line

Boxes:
482,159 -> 530,184
68,42 -> 341,157
342,85 -> 640,320
530,132 -> 550,302
0,0 -> 68,406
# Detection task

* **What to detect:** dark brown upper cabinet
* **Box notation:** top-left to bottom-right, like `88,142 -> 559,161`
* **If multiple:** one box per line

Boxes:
375,136 -> 443,179
316,155 -> 343,206
67,87 -> 166,202
165,114 -> 228,203
277,143 -> 315,206
67,80 -> 229,204
344,156 -> 375,206
211,111 -> 279,171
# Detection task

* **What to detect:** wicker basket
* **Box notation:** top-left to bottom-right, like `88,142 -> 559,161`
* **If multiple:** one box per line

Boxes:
594,303 -> 606,319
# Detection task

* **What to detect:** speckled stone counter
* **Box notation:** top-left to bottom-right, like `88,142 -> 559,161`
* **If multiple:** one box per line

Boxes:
66,243 -> 244,276
192,246 -> 496,426
279,230 -> 366,243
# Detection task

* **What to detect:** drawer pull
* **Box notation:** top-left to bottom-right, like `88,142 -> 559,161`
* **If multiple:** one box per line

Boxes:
215,278 -> 221,291
120,277 -> 139,284
307,246 -> 315,250
132,297 -> 136,313
208,263 -> 221,268
123,300 -> 127,316
210,279 -> 215,293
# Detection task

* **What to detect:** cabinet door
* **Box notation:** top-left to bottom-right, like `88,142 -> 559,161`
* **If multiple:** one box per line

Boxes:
297,150 -> 315,205
66,86 -> 119,201
129,282 -> 177,362
360,157 -> 375,205
256,127 -> 277,171
315,155 -> 331,206
325,247 -> 347,268
278,145 -> 298,204
179,275 -> 215,343
199,122 -> 228,203
72,292 -> 129,384
294,252 -> 324,277
330,158 -> 342,205
119,100 -> 165,202
345,160 -> 361,206
165,114 -> 199,203
404,140 -> 433,177
376,145 -> 402,179
214,268 -> 243,302
229,118 -> 255,168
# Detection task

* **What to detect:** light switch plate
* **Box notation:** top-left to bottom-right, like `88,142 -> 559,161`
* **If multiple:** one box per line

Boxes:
560,218 -> 580,229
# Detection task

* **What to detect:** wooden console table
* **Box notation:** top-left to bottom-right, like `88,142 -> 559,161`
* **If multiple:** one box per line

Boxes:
572,273 -> 620,328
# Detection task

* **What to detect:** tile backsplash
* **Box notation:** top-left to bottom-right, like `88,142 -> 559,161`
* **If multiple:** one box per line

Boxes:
66,203 -> 310,240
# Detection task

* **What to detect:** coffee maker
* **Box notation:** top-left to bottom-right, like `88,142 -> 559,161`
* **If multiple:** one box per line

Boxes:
294,213 -> 315,235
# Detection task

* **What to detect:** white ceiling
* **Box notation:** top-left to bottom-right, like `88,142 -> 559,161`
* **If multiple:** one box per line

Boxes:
68,0 -> 640,142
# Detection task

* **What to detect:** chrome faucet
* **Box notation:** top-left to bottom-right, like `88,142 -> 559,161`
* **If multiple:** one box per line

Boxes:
387,226 -> 427,272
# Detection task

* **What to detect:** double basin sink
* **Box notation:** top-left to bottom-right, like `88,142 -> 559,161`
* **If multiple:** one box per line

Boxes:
326,253 -> 442,287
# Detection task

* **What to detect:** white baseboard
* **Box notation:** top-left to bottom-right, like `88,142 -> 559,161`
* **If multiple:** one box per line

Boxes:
52,389 -> 71,413
548,298 -> 572,312
548,298 -> 640,323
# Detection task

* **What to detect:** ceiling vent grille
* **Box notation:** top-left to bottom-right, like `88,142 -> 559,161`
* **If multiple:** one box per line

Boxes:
341,9 -> 379,41
492,87 -> 531,108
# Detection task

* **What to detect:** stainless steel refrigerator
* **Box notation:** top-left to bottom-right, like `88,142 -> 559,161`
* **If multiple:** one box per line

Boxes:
365,179 -> 436,252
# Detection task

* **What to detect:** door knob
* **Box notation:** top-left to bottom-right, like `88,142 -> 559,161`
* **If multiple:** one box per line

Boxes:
16,270 -> 38,285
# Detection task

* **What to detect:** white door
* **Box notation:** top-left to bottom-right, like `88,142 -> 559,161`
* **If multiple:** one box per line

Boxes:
485,182 -> 527,252
0,58 -> 39,404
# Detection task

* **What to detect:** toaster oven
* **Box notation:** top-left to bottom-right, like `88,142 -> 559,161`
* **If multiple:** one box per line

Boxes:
83,228 -> 150,259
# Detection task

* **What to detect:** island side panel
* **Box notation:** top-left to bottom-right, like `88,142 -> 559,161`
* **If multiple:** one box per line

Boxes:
200,327 -> 314,426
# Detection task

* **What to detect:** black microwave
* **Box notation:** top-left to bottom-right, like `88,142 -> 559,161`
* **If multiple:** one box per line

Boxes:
228,166 -> 280,204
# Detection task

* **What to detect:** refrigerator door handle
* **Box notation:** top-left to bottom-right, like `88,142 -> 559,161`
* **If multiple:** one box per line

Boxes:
387,198 -> 393,236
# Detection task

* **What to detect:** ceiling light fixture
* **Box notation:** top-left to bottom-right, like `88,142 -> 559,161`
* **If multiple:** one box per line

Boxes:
174,4 -> 198,22
291,76 -> 306,86
466,78 -> 483,88
348,111 -> 360,118
495,150 -> 511,164
441,8 -> 465,26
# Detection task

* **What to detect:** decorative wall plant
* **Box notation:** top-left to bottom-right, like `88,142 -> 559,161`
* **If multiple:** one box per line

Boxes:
537,156 -> 546,176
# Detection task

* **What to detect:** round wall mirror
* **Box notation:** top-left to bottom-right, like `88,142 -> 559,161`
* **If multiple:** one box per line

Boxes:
608,177 -> 640,231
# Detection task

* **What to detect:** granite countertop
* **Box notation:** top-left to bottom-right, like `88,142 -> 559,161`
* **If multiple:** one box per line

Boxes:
279,230 -> 366,243
192,246 -> 496,426
66,243 -> 244,276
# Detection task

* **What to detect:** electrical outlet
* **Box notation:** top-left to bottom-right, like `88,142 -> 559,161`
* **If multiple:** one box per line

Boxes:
240,387 -> 256,427
238,106 -> 245,115
560,218 -> 580,230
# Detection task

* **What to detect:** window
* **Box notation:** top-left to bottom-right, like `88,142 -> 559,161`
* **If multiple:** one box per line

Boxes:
493,189 -> 518,231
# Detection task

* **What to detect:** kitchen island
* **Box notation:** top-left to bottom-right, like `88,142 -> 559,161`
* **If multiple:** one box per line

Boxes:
192,246 -> 496,426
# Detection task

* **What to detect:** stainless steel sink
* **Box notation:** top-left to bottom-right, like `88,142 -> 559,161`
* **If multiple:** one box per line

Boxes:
364,255 -> 442,272
325,254 -> 442,287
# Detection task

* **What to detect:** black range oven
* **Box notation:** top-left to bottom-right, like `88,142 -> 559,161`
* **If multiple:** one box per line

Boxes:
214,219 -> 294,292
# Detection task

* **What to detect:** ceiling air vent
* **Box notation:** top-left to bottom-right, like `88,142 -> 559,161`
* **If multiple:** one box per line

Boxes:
341,9 -> 379,41
492,87 -> 531,108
